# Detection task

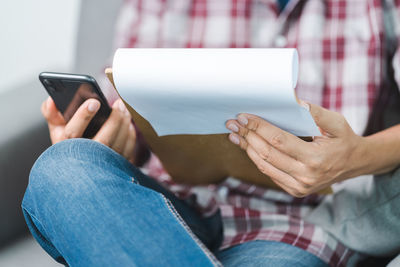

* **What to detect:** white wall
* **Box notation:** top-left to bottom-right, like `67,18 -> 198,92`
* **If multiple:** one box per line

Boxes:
0,0 -> 81,94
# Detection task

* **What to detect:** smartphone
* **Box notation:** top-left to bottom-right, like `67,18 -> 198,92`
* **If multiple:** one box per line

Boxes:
39,72 -> 112,138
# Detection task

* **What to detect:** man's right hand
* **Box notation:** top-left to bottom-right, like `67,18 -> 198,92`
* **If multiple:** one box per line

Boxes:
41,97 -> 137,163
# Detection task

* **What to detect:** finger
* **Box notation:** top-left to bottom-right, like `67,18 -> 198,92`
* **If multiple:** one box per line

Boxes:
229,120 -> 305,177
269,177 -> 307,198
229,129 -> 307,182
230,115 -> 310,160
93,99 -> 126,147
64,99 -> 100,138
246,145 -> 303,195
112,110 -> 131,154
228,133 -> 309,196
307,102 -> 347,137
41,97 -> 65,126
123,123 -> 137,161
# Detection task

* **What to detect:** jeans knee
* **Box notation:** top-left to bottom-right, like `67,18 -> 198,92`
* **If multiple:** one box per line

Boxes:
23,138 -> 138,210
25,140 -> 90,204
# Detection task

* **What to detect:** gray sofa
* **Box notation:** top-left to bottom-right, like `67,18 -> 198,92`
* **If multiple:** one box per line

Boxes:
0,86 -> 50,246
0,0 -> 122,247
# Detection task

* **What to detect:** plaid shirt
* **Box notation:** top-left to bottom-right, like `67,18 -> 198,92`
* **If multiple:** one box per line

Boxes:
110,0 -> 400,266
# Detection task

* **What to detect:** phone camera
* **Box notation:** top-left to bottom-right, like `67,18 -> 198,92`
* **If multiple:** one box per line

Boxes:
44,79 -> 56,93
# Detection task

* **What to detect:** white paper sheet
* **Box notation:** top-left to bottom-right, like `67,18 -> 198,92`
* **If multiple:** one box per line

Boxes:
112,48 -> 320,136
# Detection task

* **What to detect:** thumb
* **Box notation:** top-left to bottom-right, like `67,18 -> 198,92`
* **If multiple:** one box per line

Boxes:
41,97 -> 66,126
304,101 -> 345,137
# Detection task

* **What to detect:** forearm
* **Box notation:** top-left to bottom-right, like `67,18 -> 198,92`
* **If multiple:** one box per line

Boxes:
356,124 -> 400,176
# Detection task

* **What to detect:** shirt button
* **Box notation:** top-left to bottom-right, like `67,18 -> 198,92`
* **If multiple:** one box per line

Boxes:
275,35 -> 287,47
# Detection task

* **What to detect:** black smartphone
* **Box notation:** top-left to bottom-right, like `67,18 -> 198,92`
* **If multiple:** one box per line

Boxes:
39,72 -> 112,138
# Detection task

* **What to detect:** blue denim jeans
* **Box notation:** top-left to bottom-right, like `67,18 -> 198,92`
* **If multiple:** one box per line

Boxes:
22,139 -> 328,266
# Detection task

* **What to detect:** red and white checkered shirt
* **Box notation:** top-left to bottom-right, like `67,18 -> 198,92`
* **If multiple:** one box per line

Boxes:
109,0 -> 400,266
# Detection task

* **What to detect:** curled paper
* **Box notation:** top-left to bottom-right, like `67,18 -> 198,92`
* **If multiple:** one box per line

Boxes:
113,48 -> 320,137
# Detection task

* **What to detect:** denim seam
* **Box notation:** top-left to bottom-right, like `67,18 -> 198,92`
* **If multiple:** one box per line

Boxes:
21,206 -> 55,253
131,176 -> 138,184
160,195 -> 222,267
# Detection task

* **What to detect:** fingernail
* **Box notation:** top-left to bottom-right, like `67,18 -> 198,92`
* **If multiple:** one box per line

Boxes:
118,99 -> 126,112
299,100 -> 310,111
229,133 -> 240,145
88,100 -> 100,112
129,123 -> 134,132
237,115 -> 248,126
226,123 -> 239,133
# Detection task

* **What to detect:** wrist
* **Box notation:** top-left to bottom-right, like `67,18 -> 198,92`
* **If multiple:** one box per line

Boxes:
350,131 -> 400,177
342,135 -> 373,180
354,135 -> 375,175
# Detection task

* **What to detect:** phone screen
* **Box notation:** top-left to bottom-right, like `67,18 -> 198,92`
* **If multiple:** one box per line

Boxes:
41,74 -> 112,138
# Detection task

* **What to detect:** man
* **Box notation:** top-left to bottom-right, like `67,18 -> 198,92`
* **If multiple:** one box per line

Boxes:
22,0 -> 400,266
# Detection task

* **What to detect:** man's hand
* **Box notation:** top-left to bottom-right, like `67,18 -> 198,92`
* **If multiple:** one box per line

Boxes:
225,101 -> 366,197
42,97 -> 136,162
